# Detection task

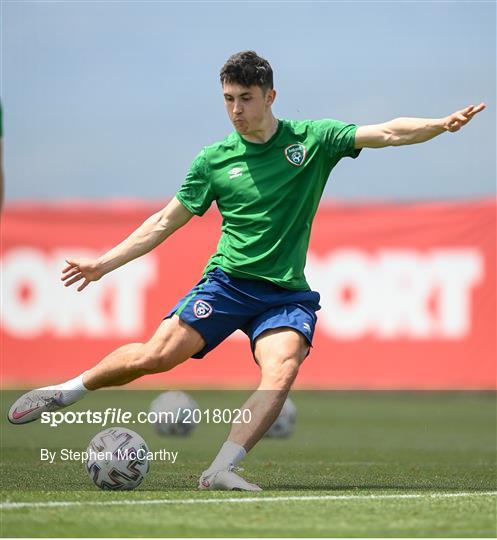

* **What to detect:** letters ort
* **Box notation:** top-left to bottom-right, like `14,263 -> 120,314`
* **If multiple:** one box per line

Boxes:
0,247 -> 483,342
306,248 -> 483,340
0,249 -> 157,338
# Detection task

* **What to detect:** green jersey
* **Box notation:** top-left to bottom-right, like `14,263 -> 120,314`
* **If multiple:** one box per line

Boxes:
176,118 -> 360,290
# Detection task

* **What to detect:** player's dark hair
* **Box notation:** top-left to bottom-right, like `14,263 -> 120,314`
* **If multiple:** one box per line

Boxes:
220,51 -> 273,91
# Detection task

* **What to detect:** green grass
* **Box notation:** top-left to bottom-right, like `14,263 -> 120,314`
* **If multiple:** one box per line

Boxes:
1,391 -> 496,537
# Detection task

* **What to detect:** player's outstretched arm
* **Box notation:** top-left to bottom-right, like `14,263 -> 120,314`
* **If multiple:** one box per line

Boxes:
354,103 -> 486,149
61,197 -> 194,292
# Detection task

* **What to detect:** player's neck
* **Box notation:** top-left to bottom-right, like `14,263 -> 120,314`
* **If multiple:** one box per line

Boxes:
241,116 -> 279,144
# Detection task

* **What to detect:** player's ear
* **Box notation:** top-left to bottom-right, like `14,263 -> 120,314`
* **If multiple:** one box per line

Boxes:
265,88 -> 276,107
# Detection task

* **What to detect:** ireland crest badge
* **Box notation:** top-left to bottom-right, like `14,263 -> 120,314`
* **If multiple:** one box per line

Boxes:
284,144 -> 306,167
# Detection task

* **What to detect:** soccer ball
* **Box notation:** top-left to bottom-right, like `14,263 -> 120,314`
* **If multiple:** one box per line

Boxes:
264,397 -> 297,438
85,427 -> 150,490
149,390 -> 199,436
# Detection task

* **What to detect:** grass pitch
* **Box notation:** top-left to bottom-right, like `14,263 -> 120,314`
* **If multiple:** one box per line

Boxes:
1,390 -> 496,537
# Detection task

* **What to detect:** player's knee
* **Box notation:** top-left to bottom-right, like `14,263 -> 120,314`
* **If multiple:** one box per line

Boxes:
131,345 -> 176,375
261,357 -> 300,390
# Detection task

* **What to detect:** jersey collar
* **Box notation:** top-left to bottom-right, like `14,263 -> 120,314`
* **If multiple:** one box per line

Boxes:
236,119 -> 283,148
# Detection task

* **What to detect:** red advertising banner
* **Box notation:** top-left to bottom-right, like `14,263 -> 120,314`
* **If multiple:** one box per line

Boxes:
1,199 -> 495,389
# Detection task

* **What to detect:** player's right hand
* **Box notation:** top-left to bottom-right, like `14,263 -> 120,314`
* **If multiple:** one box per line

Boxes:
61,258 -> 104,292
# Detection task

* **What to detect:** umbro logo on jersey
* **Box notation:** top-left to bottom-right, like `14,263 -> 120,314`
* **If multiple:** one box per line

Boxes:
284,144 -> 306,166
228,167 -> 243,179
193,300 -> 213,319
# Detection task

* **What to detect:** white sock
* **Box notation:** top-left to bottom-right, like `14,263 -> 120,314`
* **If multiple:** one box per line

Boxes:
204,441 -> 247,476
44,372 -> 91,406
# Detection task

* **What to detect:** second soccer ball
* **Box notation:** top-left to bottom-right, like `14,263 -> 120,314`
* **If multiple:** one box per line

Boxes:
264,397 -> 297,438
149,390 -> 199,436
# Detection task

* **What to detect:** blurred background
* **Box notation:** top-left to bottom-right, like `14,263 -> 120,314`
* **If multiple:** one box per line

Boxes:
1,1 -> 495,389
2,0 -> 495,202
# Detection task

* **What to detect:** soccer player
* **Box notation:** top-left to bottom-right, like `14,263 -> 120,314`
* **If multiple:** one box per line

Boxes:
8,51 -> 485,491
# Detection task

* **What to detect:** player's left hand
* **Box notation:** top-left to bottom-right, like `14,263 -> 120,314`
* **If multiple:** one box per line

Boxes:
444,103 -> 486,132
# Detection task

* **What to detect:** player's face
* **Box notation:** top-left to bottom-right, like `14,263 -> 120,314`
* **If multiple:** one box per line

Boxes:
223,83 -> 275,135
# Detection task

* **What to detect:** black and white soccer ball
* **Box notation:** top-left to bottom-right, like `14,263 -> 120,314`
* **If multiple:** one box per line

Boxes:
85,427 -> 150,490
149,390 -> 199,436
264,397 -> 297,438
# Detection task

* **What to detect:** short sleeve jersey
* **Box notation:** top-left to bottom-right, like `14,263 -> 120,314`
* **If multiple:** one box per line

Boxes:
176,118 -> 360,290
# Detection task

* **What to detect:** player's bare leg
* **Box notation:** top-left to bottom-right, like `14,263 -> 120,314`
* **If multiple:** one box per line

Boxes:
8,315 -> 205,424
230,328 -> 307,450
199,328 -> 307,491
83,315 -> 205,389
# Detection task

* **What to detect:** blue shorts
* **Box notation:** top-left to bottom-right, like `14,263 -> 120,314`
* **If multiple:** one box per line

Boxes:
166,267 -> 321,359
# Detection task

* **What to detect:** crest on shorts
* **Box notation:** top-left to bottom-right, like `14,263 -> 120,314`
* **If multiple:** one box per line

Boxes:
193,300 -> 213,319
284,144 -> 306,166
